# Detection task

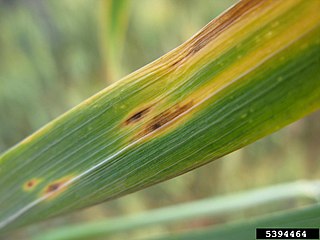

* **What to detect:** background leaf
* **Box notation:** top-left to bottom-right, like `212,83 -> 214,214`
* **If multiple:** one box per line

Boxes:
33,180 -> 320,240
151,203 -> 320,240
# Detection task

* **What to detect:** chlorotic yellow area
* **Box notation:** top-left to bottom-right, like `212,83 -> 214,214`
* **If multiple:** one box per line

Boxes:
187,0 -> 320,106
129,0 -> 319,142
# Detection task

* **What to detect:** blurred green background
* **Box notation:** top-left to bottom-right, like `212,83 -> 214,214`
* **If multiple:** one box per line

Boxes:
0,0 -> 319,239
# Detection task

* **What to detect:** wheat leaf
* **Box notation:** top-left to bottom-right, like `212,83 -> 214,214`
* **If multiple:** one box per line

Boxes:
0,0 -> 319,232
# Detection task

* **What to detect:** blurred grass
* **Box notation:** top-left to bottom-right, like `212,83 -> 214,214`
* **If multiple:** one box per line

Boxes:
99,0 -> 129,83
33,181 -> 320,240
151,203 -> 320,240
0,0 -> 104,152
0,0 -> 319,239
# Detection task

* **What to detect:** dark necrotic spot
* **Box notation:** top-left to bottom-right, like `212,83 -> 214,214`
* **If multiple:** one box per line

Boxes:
45,183 -> 61,193
23,178 -> 40,191
140,101 -> 194,137
150,122 -> 162,131
27,181 -> 34,188
125,107 -> 151,125
41,176 -> 74,199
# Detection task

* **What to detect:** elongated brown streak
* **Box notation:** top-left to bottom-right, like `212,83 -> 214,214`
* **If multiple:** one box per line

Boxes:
133,101 -> 194,139
170,0 -> 267,67
124,107 -> 151,125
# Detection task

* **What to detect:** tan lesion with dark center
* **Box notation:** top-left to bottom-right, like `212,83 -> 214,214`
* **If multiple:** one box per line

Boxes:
125,107 -> 151,125
135,101 -> 194,139
45,182 -> 62,194
23,178 -> 41,191
41,175 -> 74,200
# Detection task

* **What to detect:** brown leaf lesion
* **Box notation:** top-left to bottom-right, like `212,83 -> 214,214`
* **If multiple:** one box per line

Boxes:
44,182 -> 62,194
169,0 -> 266,68
23,178 -> 41,191
136,101 -> 194,138
41,175 -> 74,200
124,107 -> 151,125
